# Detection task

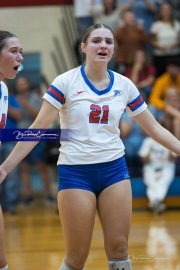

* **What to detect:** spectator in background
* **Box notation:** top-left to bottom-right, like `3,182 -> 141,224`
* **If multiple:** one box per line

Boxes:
148,57 -> 180,121
154,84 -> 180,177
161,86 -> 180,140
74,0 -> 99,37
150,2 -> 180,77
92,0 -> 124,70
74,0 -> 103,64
15,76 -> 56,205
0,81 -> 22,214
120,111 -> 145,177
114,10 -> 148,74
93,0 -> 123,31
157,0 -> 180,22
120,0 -> 158,34
139,132 -> 177,214
125,48 -> 156,101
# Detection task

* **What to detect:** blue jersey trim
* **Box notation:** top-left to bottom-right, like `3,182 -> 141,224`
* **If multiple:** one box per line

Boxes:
46,84 -> 65,105
127,95 -> 144,112
81,65 -> 114,96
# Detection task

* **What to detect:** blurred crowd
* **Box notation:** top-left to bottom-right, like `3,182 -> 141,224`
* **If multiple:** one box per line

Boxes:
0,77 -> 58,214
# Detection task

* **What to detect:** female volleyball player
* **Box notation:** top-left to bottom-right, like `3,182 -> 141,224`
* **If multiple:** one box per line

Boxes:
0,30 -> 23,270
0,24 -> 180,270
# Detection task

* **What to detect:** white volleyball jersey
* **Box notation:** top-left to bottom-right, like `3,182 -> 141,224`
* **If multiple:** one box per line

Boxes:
43,65 -> 147,165
0,82 -> 8,129
0,81 -> 8,146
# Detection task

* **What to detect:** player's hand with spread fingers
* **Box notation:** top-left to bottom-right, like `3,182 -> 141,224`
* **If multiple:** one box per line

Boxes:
0,167 -> 7,184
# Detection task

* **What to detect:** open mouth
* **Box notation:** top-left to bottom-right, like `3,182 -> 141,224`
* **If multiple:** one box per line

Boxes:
14,66 -> 20,71
98,52 -> 107,56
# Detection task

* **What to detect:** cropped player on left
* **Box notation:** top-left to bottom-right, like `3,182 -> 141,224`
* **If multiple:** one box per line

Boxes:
0,30 -> 23,270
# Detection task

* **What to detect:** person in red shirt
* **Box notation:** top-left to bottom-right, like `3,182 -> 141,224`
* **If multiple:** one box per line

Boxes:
125,48 -> 156,101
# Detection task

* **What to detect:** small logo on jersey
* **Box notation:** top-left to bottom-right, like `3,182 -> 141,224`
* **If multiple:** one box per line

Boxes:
77,91 -> 85,95
114,90 -> 122,97
4,96 -> 8,103
123,173 -> 130,179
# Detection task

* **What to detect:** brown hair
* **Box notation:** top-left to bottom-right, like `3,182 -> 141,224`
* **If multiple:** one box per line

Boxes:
81,23 -> 114,44
0,30 -> 17,52
103,0 -> 117,15
155,3 -> 176,27
128,48 -> 152,68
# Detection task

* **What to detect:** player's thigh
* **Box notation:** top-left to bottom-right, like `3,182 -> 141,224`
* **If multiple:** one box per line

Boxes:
58,189 -> 97,252
97,180 -> 132,256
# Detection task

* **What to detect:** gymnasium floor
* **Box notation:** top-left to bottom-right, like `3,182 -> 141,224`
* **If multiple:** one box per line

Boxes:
3,195 -> 180,270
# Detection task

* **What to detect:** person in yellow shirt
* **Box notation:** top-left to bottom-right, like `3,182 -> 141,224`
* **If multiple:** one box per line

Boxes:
148,57 -> 180,123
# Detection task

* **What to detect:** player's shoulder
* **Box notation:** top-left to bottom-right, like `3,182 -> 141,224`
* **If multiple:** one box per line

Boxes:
109,70 -> 135,90
51,66 -> 82,94
53,66 -> 81,84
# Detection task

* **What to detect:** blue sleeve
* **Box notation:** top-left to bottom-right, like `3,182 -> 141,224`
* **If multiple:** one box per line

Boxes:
8,96 -> 21,109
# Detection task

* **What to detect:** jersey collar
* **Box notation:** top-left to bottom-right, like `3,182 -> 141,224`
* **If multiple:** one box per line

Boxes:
81,65 -> 114,96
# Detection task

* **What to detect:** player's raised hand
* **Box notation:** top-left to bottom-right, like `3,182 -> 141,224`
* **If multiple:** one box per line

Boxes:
0,167 -> 7,184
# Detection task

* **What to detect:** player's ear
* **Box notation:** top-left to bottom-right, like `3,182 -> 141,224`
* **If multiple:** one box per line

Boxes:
81,42 -> 86,53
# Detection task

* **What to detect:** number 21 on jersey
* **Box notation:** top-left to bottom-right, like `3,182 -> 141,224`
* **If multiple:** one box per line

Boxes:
89,104 -> 109,124
0,114 -> 6,128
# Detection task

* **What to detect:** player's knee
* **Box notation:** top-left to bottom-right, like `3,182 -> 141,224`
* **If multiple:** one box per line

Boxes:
108,258 -> 132,270
59,259 -> 85,270
105,236 -> 128,259
65,248 -> 88,269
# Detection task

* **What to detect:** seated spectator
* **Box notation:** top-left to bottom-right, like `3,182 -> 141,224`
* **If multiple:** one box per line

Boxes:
148,57 -> 180,120
114,10 -> 148,74
120,111 -> 145,177
150,2 -> 180,77
139,132 -> 177,214
161,86 -> 180,140
125,48 -> 156,101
